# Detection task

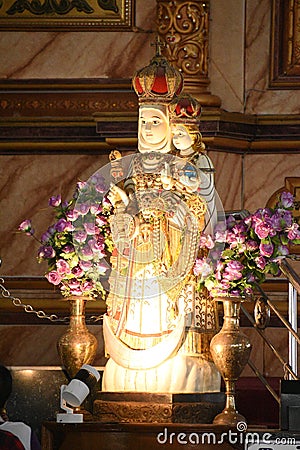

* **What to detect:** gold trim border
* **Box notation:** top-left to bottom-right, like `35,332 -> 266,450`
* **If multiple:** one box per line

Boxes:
0,0 -> 135,30
270,0 -> 300,88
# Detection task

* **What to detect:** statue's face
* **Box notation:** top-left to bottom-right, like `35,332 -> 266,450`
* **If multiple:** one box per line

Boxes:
171,124 -> 193,151
139,106 -> 169,149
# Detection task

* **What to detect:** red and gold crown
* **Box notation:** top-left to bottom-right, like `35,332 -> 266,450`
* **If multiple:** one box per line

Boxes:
132,50 -> 183,103
169,93 -> 201,123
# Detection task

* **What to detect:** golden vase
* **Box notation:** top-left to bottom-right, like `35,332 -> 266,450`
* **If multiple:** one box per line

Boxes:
57,296 -> 98,378
210,296 -> 252,426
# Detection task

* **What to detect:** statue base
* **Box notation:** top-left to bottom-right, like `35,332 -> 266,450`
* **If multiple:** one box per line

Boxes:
93,392 -> 225,424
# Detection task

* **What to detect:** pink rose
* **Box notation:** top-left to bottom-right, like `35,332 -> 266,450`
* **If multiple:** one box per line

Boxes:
45,270 -> 62,286
56,259 -> 71,275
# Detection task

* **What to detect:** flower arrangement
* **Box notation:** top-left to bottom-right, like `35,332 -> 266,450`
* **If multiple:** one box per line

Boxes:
194,191 -> 300,298
18,174 -> 114,299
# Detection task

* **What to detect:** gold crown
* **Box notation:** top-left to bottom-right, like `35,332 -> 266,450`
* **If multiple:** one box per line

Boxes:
169,93 -> 201,123
132,40 -> 183,103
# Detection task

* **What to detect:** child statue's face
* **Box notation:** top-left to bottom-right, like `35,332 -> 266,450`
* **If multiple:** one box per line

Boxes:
171,124 -> 193,151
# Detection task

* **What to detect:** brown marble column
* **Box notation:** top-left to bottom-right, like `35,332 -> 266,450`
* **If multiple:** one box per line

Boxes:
156,0 -> 221,106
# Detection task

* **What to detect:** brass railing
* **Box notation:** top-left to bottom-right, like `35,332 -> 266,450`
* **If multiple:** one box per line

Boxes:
241,256 -> 300,404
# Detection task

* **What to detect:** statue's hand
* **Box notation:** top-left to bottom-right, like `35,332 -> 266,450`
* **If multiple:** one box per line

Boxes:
108,184 -> 129,208
161,162 -> 174,190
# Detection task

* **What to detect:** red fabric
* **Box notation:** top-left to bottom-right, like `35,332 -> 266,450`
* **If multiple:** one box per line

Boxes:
151,67 -> 168,95
0,429 -> 25,450
133,76 -> 143,95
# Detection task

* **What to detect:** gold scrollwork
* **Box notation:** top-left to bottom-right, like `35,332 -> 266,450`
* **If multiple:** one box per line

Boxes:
157,0 -> 209,79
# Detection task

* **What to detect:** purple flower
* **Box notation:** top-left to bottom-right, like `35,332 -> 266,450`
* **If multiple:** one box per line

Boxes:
74,203 -> 89,216
95,183 -> 107,194
214,230 -> 227,243
55,218 -> 69,232
227,261 -> 244,271
88,237 -> 105,253
226,215 -> 236,229
272,209 -> 293,230
247,273 -> 256,283
45,270 -> 62,285
96,261 -> 109,274
79,261 -> 92,271
38,245 -> 56,259
277,244 -> 289,256
255,255 -> 266,270
70,287 -> 83,296
223,261 -> 244,281
199,234 -> 214,249
246,240 -> 259,251
280,191 -> 294,208
227,230 -> 246,247
80,244 -> 94,260
63,244 -> 75,254
232,223 -> 247,235
40,231 -> 52,243
48,195 -> 61,207
193,258 -> 212,277
259,242 -> 274,257
18,219 -> 34,235
73,230 -> 87,243
90,204 -> 102,215
287,223 -> 300,240
84,223 -> 98,235
66,209 -> 79,221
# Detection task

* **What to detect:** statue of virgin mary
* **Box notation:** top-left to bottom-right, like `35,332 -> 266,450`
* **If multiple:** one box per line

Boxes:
101,49 -> 222,393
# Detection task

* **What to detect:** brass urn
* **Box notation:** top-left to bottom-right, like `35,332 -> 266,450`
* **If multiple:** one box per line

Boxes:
57,296 -> 98,378
210,296 -> 252,426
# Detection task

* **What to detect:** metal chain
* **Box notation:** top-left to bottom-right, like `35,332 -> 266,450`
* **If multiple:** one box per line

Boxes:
0,277 -> 104,324
0,278 -> 68,322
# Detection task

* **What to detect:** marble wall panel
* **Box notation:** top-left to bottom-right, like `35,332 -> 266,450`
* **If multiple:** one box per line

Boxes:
245,0 -> 300,115
1,154 -> 110,276
1,0 -> 300,114
209,151 -> 243,212
0,324 -> 107,367
209,0 -> 300,114
0,0 -> 156,80
209,0 -> 245,113
243,153 -> 300,212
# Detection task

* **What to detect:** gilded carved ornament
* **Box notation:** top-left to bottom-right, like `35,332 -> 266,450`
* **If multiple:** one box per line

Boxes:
156,1 -> 209,85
